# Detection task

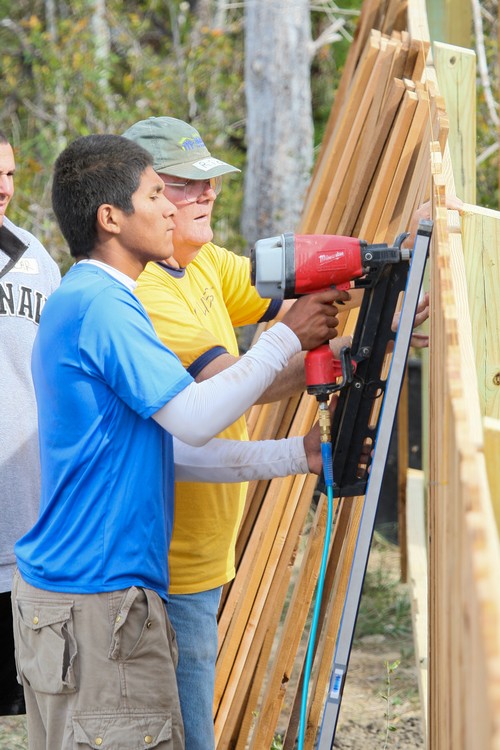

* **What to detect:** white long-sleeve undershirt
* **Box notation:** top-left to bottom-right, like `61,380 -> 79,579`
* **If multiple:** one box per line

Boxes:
173,435 -> 308,482
152,322 -> 301,446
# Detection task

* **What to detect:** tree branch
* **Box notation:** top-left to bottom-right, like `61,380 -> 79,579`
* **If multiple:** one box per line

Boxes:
471,0 -> 499,128
309,17 -> 345,58
476,141 -> 499,167
0,18 -> 38,58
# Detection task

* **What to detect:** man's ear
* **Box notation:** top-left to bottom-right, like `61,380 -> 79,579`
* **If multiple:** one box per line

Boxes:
96,204 -> 121,236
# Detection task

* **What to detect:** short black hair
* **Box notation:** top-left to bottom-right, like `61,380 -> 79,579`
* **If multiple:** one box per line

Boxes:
0,130 -> 9,145
52,134 -> 153,258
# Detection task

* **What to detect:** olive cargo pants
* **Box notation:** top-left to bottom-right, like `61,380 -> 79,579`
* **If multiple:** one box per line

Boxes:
12,571 -> 184,749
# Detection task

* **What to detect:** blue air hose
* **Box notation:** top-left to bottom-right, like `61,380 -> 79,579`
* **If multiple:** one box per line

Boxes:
298,436 -> 334,749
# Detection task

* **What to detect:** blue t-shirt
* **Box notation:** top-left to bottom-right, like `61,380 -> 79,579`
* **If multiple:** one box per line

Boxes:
15,263 -> 193,600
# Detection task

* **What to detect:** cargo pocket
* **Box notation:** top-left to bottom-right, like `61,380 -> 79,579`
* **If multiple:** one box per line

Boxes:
16,598 -> 77,694
73,711 -> 173,749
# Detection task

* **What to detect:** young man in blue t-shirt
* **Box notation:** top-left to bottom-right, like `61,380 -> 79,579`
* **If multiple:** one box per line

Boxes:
12,133 -> 345,749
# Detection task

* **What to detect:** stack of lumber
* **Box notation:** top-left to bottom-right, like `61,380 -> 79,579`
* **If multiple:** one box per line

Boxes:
213,0 -> 447,746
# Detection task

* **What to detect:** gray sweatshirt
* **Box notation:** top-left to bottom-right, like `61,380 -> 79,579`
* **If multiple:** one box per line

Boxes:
0,216 -> 60,592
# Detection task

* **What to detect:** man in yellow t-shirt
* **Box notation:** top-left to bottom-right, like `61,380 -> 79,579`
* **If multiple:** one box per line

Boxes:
123,116 -> 323,749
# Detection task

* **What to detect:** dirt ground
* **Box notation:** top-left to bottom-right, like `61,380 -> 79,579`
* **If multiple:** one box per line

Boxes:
332,635 -> 424,749
331,537 -> 425,750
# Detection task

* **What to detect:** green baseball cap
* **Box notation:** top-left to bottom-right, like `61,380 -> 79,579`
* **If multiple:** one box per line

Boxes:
122,116 -> 240,179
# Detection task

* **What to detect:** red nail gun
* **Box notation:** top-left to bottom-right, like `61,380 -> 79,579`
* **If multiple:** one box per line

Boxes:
251,231 -> 411,399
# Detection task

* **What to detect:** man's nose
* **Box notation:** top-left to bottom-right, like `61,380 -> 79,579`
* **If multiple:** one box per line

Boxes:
0,175 -> 13,196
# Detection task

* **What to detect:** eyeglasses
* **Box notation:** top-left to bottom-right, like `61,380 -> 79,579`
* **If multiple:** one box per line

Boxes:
161,176 -> 222,203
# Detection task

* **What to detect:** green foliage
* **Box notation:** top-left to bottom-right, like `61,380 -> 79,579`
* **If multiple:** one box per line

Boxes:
1,1 -> 366,269
1,0 -> 499,268
475,1 -> 499,209
0,1 -> 367,268
0,0 -> 247,263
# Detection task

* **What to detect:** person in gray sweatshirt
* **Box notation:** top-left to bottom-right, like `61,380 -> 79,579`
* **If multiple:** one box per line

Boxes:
0,130 -> 60,715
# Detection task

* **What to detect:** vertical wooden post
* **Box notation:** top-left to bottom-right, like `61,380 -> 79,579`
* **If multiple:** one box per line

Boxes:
434,43 -> 476,204
461,204 -> 500,418
433,42 -> 476,203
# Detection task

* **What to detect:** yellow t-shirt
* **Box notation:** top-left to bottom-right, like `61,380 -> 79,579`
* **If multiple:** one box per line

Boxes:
135,242 -> 279,594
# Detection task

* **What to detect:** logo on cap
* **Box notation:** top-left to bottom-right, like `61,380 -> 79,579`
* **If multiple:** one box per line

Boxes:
179,135 -> 206,151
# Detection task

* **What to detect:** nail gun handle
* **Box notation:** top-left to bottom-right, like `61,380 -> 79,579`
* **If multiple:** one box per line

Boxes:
305,345 -> 356,399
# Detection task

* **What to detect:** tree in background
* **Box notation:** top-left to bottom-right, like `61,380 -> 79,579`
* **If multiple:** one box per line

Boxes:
242,0 -> 347,245
0,0 -> 357,270
242,0 -> 315,245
